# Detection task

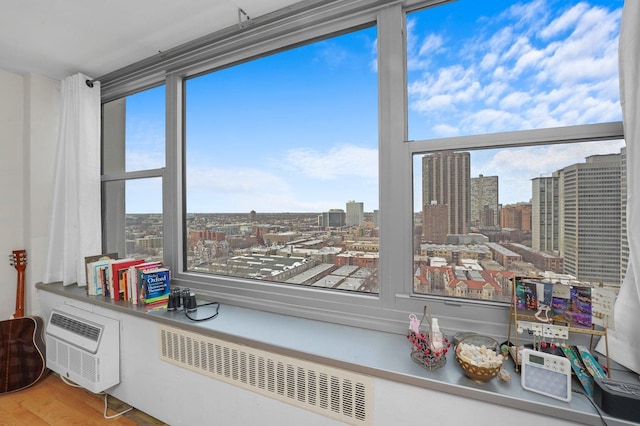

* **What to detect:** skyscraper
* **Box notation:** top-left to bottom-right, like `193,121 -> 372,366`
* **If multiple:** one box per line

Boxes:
531,176 -> 559,253
471,174 -> 499,229
346,200 -> 364,226
422,151 -> 471,235
318,209 -> 346,228
620,147 -> 628,286
559,153 -> 622,285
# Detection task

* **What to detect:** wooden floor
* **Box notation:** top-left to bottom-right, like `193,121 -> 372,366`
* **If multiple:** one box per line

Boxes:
0,372 -> 167,425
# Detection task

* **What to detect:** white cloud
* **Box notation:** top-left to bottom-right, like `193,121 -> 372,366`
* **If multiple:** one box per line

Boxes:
482,81 -> 509,106
539,2 -> 588,39
315,40 -> 348,69
512,46 -> 544,76
503,0 -> 549,30
184,165 -> 316,213
370,37 -> 379,72
407,0 -> 622,137
282,144 -> 378,180
433,124 -> 460,137
412,93 -> 454,112
126,151 -> 164,171
125,119 -> 165,170
419,33 -> 444,56
183,143 -> 379,212
462,108 -> 529,134
499,91 -> 531,110
480,52 -> 498,70
187,166 -> 291,194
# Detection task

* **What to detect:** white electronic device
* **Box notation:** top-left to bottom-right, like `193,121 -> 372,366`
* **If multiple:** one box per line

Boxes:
521,349 -> 572,402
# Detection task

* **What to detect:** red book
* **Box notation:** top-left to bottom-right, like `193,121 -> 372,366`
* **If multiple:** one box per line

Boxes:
110,259 -> 145,301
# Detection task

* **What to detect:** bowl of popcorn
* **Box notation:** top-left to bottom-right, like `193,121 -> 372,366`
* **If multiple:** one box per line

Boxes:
455,334 -> 504,383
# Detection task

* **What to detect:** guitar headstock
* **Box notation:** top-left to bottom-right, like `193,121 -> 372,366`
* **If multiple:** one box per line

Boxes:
9,250 -> 27,272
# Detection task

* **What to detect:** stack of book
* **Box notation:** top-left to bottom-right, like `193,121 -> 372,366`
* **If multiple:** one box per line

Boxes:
84,254 -> 170,306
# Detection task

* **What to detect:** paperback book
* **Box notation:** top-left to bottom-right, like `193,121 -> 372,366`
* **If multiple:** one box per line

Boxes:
140,267 -> 171,306
111,258 -> 145,301
84,253 -> 118,296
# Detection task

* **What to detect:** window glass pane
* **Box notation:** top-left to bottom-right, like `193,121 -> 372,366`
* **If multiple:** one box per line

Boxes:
407,0 -> 623,140
103,178 -> 163,261
102,85 -> 165,174
184,27 -> 379,293
413,139 -> 626,302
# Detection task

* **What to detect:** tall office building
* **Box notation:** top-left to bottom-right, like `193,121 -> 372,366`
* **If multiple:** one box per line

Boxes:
558,153 -> 622,286
531,176 -> 559,253
346,200 -> 364,226
421,151 -> 471,236
620,147 -> 628,286
318,209 -> 346,228
471,174 -> 499,229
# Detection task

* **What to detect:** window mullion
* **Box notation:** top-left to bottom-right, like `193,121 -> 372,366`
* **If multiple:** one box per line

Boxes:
377,4 -> 412,309
163,72 -> 183,273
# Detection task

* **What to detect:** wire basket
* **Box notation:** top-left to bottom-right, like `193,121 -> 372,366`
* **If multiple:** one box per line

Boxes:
454,334 -> 503,383
407,305 -> 450,371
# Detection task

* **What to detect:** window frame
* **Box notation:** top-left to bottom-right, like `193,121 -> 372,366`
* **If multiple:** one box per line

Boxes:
100,0 -> 625,337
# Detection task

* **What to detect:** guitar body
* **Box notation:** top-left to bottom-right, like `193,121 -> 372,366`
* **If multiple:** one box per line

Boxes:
0,249 -> 48,394
0,316 -> 47,393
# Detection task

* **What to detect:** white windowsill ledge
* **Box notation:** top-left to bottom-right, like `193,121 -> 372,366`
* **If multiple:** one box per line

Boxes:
36,282 -> 637,426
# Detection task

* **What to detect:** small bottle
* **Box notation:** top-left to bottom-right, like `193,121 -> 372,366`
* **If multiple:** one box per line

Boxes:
429,318 -> 444,353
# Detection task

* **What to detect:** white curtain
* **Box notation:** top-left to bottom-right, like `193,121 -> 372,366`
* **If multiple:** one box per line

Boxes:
596,0 -> 640,375
43,73 -> 101,287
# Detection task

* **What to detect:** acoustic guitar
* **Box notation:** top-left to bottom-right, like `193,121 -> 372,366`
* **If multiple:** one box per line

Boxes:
0,250 -> 47,393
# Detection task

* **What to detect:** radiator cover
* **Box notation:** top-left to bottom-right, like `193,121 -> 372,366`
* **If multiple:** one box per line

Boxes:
158,324 -> 373,425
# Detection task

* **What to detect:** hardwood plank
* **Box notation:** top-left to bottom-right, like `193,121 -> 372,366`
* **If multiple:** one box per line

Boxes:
0,373 -> 166,425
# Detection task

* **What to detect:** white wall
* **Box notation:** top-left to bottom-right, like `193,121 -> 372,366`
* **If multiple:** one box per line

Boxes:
0,69 -> 59,320
0,69 -> 26,320
23,73 -> 60,314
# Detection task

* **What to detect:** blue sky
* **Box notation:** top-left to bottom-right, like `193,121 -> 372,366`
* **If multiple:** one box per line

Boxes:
124,0 -> 624,214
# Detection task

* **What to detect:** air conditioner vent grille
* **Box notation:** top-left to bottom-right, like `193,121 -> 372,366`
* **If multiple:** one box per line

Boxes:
158,324 -> 373,425
50,312 -> 101,342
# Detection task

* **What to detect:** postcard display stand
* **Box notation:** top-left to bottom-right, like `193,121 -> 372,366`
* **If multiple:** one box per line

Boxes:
507,277 -> 613,377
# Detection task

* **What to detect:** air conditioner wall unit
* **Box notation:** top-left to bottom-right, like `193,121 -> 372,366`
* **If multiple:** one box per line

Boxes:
46,304 -> 120,393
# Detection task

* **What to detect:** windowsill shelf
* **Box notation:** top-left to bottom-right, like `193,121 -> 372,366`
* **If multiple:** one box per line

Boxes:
36,282 -> 637,426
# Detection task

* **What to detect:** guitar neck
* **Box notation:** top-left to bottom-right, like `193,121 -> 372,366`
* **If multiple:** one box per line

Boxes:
14,269 -> 25,319
10,250 -> 27,319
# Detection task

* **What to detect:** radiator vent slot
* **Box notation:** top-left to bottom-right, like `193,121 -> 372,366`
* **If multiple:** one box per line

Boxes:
158,325 -> 373,425
50,312 -> 101,341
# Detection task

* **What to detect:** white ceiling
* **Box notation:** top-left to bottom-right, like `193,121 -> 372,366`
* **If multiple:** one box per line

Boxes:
0,0 -> 305,80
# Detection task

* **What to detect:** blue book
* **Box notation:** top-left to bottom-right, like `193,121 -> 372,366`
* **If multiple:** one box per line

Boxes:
140,268 -> 170,305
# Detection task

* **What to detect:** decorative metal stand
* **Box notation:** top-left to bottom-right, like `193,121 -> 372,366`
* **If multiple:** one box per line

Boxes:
407,305 -> 450,371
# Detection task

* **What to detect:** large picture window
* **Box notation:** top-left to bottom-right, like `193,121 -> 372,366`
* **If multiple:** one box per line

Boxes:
184,27 -> 380,293
408,0 -> 624,303
102,86 -> 165,260
100,0 -> 625,335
